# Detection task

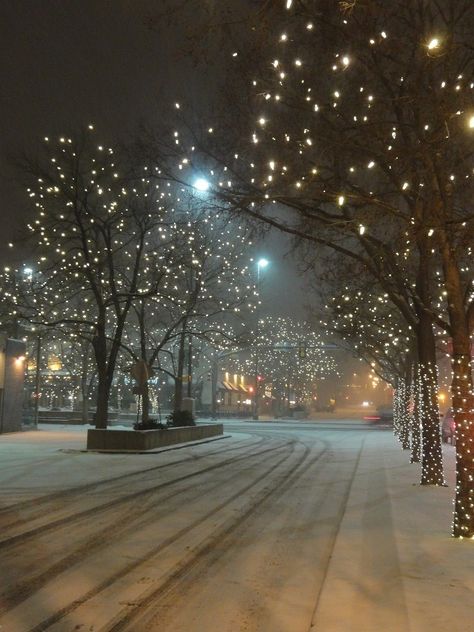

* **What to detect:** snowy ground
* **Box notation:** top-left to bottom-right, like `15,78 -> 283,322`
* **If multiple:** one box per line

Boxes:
0,419 -> 471,632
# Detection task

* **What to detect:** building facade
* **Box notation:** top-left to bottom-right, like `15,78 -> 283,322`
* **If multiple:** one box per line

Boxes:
0,335 -> 27,433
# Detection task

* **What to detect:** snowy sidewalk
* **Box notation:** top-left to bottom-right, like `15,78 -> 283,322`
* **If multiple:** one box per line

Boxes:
312,434 -> 472,632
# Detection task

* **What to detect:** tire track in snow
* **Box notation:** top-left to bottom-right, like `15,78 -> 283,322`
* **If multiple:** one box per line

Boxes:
103,442 -> 322,632
124,444 -> 339,632
0,437 -> 288,552
0,433 -> 263,521
126,430 -> 363,632
20,440 -> 304,632
0,440 -> 292,614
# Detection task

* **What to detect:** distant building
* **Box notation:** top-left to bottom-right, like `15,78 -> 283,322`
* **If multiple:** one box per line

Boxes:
200,370 -> 253,416
0,335 -> 27,433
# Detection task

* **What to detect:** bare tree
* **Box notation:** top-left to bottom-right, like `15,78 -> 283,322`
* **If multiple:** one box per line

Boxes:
153,0 -> 474,535
5,129 -> 178,428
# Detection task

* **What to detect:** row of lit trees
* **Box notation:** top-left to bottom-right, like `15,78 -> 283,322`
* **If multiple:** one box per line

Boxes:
224,315 -> 339,414
317,252 -> 423,461
0,130 -> 260,428
2,0 -> 473,536
144,0 -> 474,537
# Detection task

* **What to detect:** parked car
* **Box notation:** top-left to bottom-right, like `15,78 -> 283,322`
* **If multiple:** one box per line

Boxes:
376,406 -> 394,424
441,408 -> 456,444
363,405 -> 393,424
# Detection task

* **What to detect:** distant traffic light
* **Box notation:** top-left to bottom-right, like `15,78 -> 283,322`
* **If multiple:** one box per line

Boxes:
298,343 -> 306,359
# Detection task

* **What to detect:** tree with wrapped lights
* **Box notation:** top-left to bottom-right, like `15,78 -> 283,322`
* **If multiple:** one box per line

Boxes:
166,214 -> 256,414
158,0 -> 474,535
160,129 -> 446,484
121,210 -> 256,419
317,253 -> 421,459
229,0 -> 474,536
3,129 -> 182,429
225,316 -> 339,414
145,9 -> 446,484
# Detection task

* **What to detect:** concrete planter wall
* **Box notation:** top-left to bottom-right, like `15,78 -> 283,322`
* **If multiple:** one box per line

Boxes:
87,424 -> 224,451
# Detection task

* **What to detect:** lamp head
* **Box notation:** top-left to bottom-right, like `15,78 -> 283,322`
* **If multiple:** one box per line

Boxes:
193,178 -> 210,192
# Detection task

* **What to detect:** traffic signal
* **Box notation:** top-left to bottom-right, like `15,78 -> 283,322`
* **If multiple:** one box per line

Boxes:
298,343 -> 306,359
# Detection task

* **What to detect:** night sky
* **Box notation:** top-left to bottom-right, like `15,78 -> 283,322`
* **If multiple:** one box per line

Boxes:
1,1 -> 192,235
0,0 -> 308,315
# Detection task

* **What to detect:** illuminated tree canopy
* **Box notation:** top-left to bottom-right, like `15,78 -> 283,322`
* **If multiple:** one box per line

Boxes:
158,0 -> 474,537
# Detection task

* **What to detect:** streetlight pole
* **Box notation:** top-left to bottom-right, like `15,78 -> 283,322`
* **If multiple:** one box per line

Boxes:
34,334 -> 41,428
186,264 -> 195,399
21,267 -> 41,428
253,258 -> 269,420
187,333 -> 193,398
211,352 -> 218,420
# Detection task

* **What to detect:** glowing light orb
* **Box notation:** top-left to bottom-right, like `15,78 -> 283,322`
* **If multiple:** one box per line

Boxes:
193,178 -> 210,192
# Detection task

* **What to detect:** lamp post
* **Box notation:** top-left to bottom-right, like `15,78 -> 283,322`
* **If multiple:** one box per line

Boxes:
253,258 -> 269,420
193,178 -> 210,192
187,177 -> 210,399
20,267 -> 41,428
33,335 -> 42,427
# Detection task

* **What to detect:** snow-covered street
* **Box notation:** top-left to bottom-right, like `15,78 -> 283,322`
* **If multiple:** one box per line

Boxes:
0,420 -> 471,632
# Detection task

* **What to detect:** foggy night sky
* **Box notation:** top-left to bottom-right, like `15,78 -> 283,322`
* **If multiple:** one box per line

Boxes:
0,0 -> 309,317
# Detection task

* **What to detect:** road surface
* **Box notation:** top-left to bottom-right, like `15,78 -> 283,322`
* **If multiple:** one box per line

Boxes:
0,419 -> 394,631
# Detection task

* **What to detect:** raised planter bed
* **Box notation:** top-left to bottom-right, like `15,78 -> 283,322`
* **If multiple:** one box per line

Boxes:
87,424 -> 224,451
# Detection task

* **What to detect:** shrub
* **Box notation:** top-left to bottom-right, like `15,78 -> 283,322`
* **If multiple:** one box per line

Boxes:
166,410 -> 196,427
133,419 -> 167,431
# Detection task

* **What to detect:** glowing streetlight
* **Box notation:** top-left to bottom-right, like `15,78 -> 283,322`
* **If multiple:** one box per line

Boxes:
427,37 -> 440,50
257,258 -> 269,275
193,177 -> 210,192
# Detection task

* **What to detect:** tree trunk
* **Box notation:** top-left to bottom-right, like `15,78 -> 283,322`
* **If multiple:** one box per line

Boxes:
81,394 -> 89,425
92,326 -> 110,429
451,348 -> 474,537
410,371 -> 421,464
411,224 -> 445,484
92,310 -> 128,429
416,313 -> 445,485
79,344 -> 91,424
174,322 -> 187,414
398,377 -> 411,451
392,385 -> 401,439
439,235 -> 474,537
95,369 -> 110,429
141,379 -> 150,422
